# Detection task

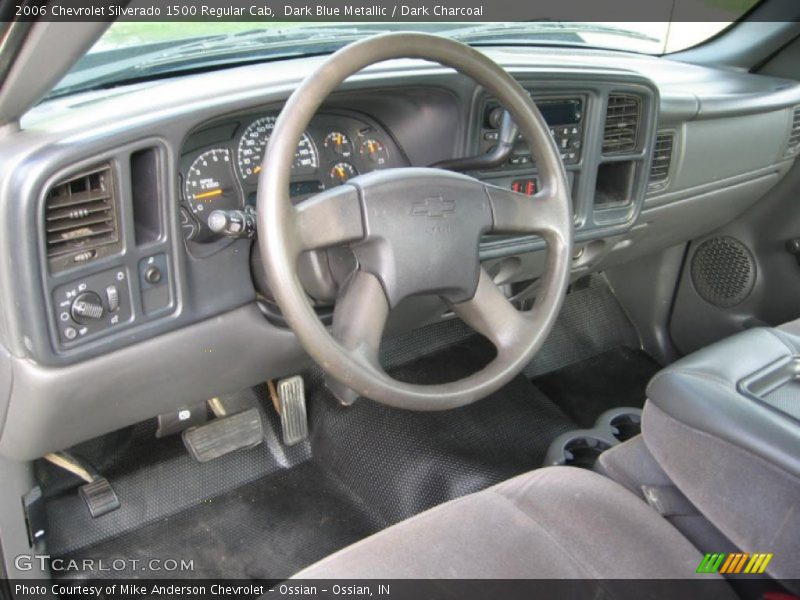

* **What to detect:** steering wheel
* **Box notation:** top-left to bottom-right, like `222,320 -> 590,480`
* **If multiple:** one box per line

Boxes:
257,33 -> 572,411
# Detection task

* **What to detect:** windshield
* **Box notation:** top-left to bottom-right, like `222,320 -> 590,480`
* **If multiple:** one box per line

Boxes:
51,18 -> 757,99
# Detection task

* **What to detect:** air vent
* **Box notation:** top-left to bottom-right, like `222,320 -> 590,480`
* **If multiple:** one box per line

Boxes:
603,94 -> 641,155
45,164 -> 120,271
787,105 -> 800,156
648,131 -> 675,190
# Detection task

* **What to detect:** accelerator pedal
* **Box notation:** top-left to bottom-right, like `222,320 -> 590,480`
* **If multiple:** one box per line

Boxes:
268,376 -> 309,446
182,407 -> 263,462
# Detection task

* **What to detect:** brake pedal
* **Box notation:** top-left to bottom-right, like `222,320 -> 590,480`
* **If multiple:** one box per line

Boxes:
270,376 -> 308,446
182,407 -> 263,462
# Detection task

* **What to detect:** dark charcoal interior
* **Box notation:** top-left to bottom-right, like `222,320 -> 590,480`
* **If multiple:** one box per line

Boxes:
534,346 -> 659,428
3,15 -> 800,591
39,276 -> 658,579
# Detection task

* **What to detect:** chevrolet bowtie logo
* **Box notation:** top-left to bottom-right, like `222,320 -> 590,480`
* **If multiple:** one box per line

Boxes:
410,196 -> 455,218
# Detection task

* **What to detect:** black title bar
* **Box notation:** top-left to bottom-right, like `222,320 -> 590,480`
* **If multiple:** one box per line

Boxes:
8,0 -> 770,22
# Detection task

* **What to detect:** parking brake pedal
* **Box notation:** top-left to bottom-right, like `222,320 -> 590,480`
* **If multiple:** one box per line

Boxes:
182,407 -> 263,462
44,452 -> 120,518
269,376 -> 308,446
79,478 -> 121,518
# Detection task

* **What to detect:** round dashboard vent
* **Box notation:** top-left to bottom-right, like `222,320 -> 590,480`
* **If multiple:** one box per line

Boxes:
690,236 -> 755,308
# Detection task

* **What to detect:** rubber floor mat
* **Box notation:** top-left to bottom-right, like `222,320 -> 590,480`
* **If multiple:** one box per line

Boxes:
533,346 -> 661,428
40,387 -> 312,557
55,462 -> 378,580
47,336 -> 576,580
307,335 -> 576,524
523,274 -> 641,378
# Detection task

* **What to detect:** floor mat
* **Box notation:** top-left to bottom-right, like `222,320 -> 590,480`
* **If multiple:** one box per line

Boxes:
58,462 -> 378,579
46,336 -> 575,580
40,387 -> 312,557
523,274 -> 640,378
307,335 -> 575,524
533,346 -> 661,428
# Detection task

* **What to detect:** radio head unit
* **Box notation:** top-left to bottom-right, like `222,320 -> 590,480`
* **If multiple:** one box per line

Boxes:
481,96 -> 584,168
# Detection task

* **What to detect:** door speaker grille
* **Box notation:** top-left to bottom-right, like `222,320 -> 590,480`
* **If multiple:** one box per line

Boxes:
690,237 -> 755,308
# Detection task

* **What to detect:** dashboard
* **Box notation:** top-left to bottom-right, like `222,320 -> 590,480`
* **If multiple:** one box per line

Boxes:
1,46 -> 800,459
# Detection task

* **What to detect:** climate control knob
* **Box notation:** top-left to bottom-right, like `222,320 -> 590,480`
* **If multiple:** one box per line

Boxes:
71,291 -> 104,323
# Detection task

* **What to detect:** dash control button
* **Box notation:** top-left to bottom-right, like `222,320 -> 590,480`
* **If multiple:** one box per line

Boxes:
106,285 -> 120,312
145,266 -> 162,285
139,253 -> 171,315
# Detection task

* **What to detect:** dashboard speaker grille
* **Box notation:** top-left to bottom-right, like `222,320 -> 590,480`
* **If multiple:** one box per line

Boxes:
690,236 -> 755,308
603,94 -> 641,154
648,131 -> 674,190
45,164 -> 120,267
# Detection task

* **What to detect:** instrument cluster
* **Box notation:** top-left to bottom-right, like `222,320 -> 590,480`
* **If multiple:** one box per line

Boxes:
180,110 -> 404,242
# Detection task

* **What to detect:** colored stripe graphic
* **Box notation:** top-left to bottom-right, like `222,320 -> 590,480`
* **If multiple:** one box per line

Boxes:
726,553 -> 749,574
744,553 -> 773,574
719,553 -> 737,573
697,553 -> 725,573
697,553 -> 773,574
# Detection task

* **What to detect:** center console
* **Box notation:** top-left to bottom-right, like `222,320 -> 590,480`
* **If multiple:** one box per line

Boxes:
643,322 -> 800,584
473,79 -> 658,265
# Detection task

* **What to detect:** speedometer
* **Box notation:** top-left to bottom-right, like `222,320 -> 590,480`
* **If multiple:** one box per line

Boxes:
237,115 -> 318,183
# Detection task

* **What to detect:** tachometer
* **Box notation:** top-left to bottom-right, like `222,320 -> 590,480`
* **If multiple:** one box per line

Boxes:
184,148 -> 241,217
237,115 -> 318,183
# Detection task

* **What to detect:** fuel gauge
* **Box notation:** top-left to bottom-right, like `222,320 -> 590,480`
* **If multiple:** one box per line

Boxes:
329,162 -> 357,185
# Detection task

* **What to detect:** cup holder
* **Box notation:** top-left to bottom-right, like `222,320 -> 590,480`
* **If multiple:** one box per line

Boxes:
609,413 -> 642,442
544,430 -> 618,468
544,407 -> 643,469
563,437 -> 614,469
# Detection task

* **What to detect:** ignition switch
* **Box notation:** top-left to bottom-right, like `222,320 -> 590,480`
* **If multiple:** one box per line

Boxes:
207,206 -> 257,239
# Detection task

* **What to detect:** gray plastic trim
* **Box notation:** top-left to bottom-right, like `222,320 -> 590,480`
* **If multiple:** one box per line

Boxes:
469,76 -> 659,239
0,458 -> 43,579
0,38 -> 796,446
739,356 -> 800,401
2,45 -> 796,370
544,407 -> 643,466
0,303 -> 309,460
